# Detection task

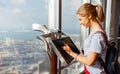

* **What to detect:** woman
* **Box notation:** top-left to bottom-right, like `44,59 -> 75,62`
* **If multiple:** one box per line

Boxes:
62,3 -> 107,74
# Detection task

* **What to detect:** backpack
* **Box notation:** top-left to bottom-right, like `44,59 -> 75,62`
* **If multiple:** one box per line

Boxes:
95,31 -> 120,74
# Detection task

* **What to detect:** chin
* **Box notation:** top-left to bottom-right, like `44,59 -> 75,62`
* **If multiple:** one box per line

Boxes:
84,26 -> 89,28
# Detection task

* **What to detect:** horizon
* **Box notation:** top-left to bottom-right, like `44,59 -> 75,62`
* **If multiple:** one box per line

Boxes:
0,0 -> 81,40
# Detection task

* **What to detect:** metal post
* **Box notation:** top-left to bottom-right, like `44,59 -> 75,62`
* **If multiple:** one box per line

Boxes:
105,0 -> 112,40
58,0 -> 62,74
48,0 -> 61,74
50,51 -> 57,74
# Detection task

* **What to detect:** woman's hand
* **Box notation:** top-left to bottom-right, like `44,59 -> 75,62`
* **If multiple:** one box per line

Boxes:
62,44 -> 72,55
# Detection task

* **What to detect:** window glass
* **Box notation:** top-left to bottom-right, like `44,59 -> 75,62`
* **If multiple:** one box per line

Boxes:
61,0 -> 104,73
91,0 -> 101,4
61,0 -> 84,73
62,0 -> 82,35
0,0 -> 49,74
62,0 -> 83,47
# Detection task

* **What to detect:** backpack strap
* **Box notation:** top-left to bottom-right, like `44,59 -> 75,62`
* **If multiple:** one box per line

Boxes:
91,31 -> 108,70
97,56 -> 105,69
92,31 -> 109,46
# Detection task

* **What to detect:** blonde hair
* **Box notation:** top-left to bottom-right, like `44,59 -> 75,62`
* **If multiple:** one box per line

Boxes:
76,3 -> 105,22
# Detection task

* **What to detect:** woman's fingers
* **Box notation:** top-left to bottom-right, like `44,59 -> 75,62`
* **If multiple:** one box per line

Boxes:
62,44 -> 69,50
62,44 -> 72,54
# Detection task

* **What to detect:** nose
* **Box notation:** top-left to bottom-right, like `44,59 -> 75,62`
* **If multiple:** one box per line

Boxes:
79,21 -> 82,25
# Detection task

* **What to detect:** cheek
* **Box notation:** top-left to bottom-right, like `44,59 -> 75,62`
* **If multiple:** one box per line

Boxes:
82,20 -> 89,28
85,19 -> 90,26
82,20 -> 87,25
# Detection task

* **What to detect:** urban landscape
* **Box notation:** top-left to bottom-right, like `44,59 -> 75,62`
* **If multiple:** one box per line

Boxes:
0,37 -> 48,74
0,37 -> 83,74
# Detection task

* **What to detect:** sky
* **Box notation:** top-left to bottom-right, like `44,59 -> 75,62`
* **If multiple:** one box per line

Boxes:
0,0 -> 83,40
0,0 -> 48,32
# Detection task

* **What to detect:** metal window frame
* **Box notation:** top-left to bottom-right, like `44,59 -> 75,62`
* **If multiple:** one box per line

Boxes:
48,0 -> 62,74
105,0 -> 112,40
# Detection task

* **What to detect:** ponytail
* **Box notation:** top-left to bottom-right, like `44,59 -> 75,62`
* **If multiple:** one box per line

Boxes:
96,4 -> 105,22
77,3 -> 105,23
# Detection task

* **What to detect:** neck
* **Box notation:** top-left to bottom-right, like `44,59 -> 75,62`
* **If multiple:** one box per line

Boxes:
90,20 -> 103,34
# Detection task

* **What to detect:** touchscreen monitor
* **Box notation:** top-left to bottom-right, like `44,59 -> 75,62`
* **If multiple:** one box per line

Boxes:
50,36 -> 80,64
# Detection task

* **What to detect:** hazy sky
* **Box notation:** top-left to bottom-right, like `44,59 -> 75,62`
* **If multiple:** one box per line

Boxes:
0,0 -> 82,39
0,0 -> 48,32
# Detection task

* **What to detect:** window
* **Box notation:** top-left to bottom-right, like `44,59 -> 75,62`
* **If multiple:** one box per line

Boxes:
61,0 -> 105,74
0,0 -> 49,74
61,0 -> 84,74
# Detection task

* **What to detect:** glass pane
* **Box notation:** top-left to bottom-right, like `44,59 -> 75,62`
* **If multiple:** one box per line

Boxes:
62,0 -> 82,35
91,0 -> 101,4
62,0 -> 84,74
0,0 -> 49,74
62,0 -> 84,47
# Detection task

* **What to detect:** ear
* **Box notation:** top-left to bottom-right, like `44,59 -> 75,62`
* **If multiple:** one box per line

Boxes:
87,14 -> 92,19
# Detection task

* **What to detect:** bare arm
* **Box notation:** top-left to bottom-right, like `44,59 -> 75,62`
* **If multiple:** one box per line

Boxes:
70,51 -> 98,66
63,44 -> 98,66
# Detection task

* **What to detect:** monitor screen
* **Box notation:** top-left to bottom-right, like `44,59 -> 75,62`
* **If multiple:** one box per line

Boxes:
50,36 -> 80,64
